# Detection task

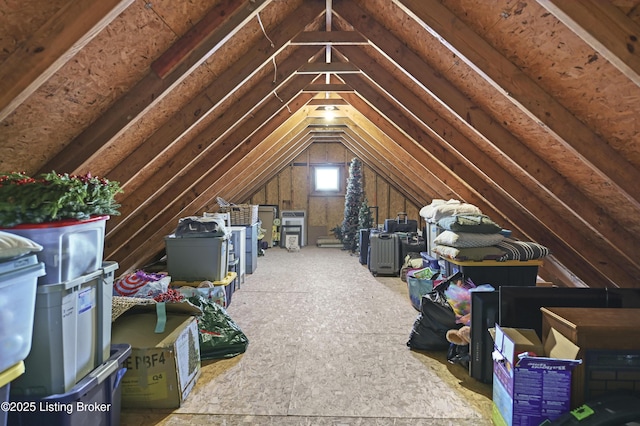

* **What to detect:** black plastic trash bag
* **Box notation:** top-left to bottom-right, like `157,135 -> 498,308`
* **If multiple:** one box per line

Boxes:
407,273 -> 462,351
187,294 -> 249,360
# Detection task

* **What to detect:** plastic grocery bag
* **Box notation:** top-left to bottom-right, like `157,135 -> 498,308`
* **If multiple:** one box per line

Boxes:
178,283 -> 227,308
187,294 -> 248,360
114,271 -> 171,298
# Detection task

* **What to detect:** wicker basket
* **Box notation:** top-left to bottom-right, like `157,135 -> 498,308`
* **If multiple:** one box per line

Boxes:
219,204 -> 259,225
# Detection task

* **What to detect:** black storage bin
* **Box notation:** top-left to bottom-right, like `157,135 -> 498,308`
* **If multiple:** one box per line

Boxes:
445,258 -> 541,288
9,344 -> 131,426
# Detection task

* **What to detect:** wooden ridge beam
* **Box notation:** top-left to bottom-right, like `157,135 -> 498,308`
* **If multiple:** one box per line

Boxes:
302,83 -> 354,92
297,61 -> 361,74
0,0 -> 134,121
290,30 -> 368,45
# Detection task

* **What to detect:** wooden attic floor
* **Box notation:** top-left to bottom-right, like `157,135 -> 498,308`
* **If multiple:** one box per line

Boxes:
120,246 -> 493,425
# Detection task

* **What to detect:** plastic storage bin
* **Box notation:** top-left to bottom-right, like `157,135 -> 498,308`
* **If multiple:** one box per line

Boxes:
230,227 -> 246,283
444,258 -> 541,288
0,362 -> 25,426
245,223 -> 258,274
1,216 -> 108,285
9,344 -> 131,426
11,262 -> 117,396
419,252 -> 440,270
165,234 -> 229,281
0,254 -> 45,373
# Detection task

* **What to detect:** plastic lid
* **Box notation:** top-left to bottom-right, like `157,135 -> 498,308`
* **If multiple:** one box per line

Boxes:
0,361 -> 25,387
5,215 -> 109,230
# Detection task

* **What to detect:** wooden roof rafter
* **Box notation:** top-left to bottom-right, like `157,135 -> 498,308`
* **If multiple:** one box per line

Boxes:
338,42 -> 640,273
104,71 -> 317,249
105,50 -> 320,237
338,98 -> 452,201
338,125 -> 434,206
109,43 -> 321,192
224,131 -> 318,204
110,90 -> 316,271
394,0 -> 640,207
344,67 -> 632,288
536,0 -> 640,87
0,0 -> 135,121
38,0 -> 324,175
2,0 -> 639,289
337,131 -> 428,207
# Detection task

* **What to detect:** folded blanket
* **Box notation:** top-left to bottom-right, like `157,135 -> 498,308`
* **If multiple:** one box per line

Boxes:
495,238 -> 550,260
438,214 -> 502,234
434,244 -> 506,261
434,230 -> 505,248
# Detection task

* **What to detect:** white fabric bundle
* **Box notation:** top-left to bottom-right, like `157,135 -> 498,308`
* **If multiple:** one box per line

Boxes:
420,199 -> 481,223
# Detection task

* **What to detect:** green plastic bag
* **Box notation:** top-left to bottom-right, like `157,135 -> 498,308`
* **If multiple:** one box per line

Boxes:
187,294 -> 249,360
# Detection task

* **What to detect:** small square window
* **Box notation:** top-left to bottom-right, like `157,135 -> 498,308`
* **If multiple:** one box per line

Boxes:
314,166 -> 341,192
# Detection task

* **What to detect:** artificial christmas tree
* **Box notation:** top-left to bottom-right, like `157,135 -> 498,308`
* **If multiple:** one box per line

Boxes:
341,158 -> 364,253
357,198 -> 375,265
359,198 -> 374,230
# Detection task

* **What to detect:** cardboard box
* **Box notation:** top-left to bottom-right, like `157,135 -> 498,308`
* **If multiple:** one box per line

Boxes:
491,324 -> 581,426
111,303 -> 202,408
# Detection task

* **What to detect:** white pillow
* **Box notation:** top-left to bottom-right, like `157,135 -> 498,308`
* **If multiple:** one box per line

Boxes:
434,230 -> 504,248
420,199 -> 482,222
0,231 -> 43,260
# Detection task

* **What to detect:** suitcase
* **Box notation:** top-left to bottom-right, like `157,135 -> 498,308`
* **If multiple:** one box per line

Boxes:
368,231 -> 400,276
384,212 -> 418,233
400,234 -> 426,264
359,228 -> 371,265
